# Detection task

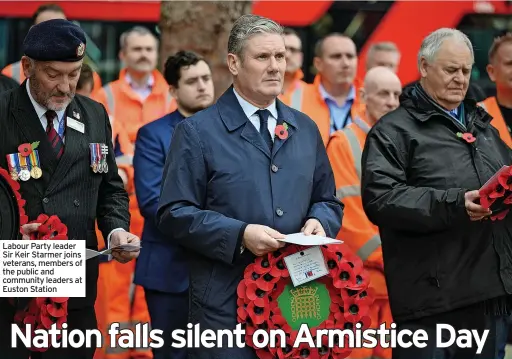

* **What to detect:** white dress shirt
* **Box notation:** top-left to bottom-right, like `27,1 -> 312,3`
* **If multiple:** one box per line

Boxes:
125,73 -> 154,101
26,80 -> 66,142
26,79 -> 123,253
233,87 -> 278,140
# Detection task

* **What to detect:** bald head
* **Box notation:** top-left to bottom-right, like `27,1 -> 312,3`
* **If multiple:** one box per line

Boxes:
362,66 -> 402,124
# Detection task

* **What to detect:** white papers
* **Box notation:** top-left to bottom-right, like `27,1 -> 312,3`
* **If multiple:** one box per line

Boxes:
85,243 -> 141,260
279,232 -> 342,246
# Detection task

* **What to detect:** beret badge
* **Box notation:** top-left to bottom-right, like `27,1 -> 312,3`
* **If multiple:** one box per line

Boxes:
76,43 -> 85,57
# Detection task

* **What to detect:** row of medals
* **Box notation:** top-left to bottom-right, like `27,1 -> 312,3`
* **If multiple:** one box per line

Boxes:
11,166 -> 42,182
92,161 -> 108,173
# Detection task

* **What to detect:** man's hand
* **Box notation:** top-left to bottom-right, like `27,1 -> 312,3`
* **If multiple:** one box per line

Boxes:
301,218 -> 326,236
465,190 -> 492,221
111,231 -> 140,263
243,224 -> 285,256
20,223 -> 41,240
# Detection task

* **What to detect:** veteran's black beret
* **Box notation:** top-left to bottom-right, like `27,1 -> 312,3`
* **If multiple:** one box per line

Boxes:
22,19 -> 87,62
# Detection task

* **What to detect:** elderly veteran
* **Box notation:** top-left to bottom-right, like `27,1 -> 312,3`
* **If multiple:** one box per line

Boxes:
0,19 -> 137,359
361,28 -> 512,359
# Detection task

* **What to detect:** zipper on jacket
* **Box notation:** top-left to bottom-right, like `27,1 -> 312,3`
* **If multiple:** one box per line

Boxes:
443,113 -> 484,187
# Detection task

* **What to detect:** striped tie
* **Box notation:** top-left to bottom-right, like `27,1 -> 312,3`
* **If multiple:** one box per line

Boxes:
45,110 -> 64,159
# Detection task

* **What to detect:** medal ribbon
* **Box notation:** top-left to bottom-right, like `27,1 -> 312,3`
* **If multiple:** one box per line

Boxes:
19,154 -> 30,170
29,151 -> 38,170
96,143 -> 102,168
90,143 -> 96,167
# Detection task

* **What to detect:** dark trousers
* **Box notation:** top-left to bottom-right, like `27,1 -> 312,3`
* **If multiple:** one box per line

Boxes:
144,288 -> 188,359
0,299 -> 97,359
393,302 -> 505,359
496,314 -> 511,359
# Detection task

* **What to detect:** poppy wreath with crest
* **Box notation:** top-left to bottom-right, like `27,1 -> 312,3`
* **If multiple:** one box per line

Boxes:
0,168 -> 70,352
479,166 -> 512,221
237,243 -> 375,359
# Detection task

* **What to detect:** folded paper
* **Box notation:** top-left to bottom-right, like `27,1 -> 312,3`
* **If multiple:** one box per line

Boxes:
278,232 -> 342,246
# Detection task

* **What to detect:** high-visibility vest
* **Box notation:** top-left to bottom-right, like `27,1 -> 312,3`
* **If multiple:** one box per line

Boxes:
326,116 -> 383,267
294,75 -> 363,146
478,96 -> 512,148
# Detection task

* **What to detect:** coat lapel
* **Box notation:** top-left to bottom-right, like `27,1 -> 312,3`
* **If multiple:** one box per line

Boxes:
271,99 -> 299,156
217,87 -> 271,159
12,83 -> 57,195
45,100 -> 87,195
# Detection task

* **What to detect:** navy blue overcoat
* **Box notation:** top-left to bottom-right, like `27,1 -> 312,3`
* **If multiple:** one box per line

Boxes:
157,87 -> 343,358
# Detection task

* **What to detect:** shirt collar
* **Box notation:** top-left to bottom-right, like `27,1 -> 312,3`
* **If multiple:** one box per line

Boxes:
232,87 -> 278,120
125,72 -> 154,90
319,82 -> 356,104
26,79 -> 66,121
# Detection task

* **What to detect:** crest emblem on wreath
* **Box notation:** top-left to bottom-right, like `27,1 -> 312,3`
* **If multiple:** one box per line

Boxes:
76,43 -> 85,57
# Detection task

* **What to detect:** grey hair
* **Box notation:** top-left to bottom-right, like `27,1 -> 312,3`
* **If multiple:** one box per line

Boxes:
119,26 -> 158,50
367,41 -> 400,68
368,41 -> 400,56
228,14 -> 283,60
417,28 -> 474,70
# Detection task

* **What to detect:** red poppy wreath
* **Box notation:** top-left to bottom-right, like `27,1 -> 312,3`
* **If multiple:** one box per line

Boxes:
479,166 -> 512,221
237,243 -> 374,359
0,168 -> 70,352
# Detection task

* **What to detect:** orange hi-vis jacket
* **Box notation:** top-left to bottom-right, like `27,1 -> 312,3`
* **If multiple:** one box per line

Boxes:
326,115 -> 384,278
291,74 -> 363,146
478,96 -> 512,148
2,60 -> 102,92
326,115 -> 392,359
92,69 -> 173,359
92,68 -> 176,237
278,69 -> 307,107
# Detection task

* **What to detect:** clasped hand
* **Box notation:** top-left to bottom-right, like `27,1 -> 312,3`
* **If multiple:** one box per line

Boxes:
242,218 -> 326,256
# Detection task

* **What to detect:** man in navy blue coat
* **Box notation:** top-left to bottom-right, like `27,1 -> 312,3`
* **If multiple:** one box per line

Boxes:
133,51 -> 214,359
157,15 -> 344,359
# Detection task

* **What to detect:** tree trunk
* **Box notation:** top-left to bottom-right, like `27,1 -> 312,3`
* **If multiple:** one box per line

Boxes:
159,1 -> 253,99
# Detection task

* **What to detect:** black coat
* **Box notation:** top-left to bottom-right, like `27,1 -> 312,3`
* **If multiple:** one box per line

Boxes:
0,74 -> 18,94
361,83 -> 512,322
0,82 -> 130,309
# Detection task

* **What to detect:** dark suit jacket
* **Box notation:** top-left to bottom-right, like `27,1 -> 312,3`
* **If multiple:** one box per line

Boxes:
157,87 -> 343,358
0,74 -> 18,94
0,82 -> 130,309
133,110 -> 188,293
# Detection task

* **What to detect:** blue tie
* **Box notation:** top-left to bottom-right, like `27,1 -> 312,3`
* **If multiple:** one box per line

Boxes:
257,109 -> 273,151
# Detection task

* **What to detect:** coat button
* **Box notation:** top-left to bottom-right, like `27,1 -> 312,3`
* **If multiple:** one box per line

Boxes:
271,164 -> 278,173
74,200 -> 80,207
42,198 -> 49,204
276,208 -> 284,217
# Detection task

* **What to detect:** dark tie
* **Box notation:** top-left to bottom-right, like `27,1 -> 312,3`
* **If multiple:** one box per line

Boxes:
45,110 -> 64,159
257,109 -> 273,151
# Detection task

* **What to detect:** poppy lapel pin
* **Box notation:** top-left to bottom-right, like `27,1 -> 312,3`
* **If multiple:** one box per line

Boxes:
456,132 -> 476,143
275,122 -> 289,140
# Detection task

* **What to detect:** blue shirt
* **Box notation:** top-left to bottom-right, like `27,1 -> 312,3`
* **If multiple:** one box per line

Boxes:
319,83 -> 356,133
445,105 -> 465,127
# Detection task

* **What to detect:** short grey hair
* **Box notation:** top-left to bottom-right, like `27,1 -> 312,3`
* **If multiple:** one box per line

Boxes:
228,14 -> 283,60
368,42 -> 399,56
120,26 -> 158,50
417,28 -> 474,70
